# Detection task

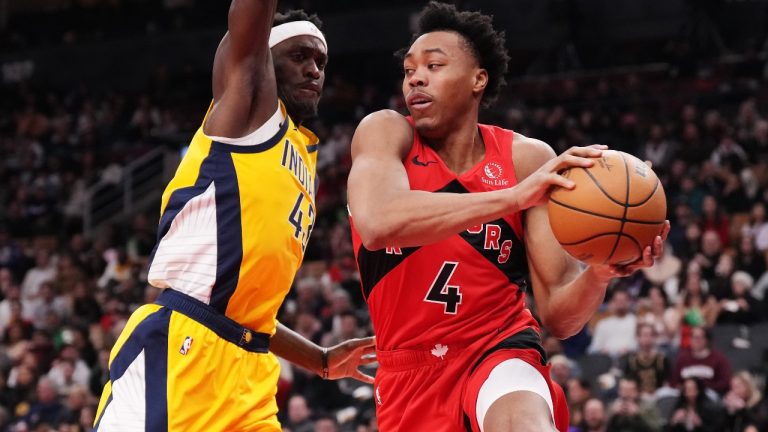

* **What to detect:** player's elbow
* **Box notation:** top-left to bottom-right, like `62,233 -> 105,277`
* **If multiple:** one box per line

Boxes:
357,224 -> 392,251
540,315 -> 581,340
351,204 -> 400,250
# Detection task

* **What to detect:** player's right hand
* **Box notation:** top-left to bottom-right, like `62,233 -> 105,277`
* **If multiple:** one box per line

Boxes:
513,144 -> 607,210
325,336 -> 377,383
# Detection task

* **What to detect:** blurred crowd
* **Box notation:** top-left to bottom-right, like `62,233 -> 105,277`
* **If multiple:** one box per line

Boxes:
2,8 -> 768,432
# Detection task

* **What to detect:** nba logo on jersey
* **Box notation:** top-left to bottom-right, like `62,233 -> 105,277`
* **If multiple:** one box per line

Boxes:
179,336 -> 193,355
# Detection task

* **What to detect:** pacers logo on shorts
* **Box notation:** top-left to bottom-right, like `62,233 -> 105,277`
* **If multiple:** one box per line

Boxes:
180,336 -> 193,355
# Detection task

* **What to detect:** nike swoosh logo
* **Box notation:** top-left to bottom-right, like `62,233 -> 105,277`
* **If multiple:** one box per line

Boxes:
412,156 -> 438,167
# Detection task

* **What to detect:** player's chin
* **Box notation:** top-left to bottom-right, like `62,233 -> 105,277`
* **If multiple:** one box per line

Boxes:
287,98 -> 319,120
412,116 -> 441,138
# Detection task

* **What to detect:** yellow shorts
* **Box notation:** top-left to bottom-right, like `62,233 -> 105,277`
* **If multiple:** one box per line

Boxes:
93,289 -> 280,432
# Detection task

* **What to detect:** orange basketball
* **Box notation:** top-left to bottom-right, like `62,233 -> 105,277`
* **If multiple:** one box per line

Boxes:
547,150 -> 667,266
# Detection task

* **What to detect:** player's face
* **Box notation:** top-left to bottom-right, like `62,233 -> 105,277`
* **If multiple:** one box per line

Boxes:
402,31 -> 487,138
272,35 -> 327,122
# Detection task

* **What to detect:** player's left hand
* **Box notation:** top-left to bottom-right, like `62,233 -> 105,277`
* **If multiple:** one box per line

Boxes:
326,336 -> 377,383
605,220 -> 671,278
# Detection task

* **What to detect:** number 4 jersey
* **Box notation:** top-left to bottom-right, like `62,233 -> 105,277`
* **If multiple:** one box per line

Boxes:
350,120 -> 539,352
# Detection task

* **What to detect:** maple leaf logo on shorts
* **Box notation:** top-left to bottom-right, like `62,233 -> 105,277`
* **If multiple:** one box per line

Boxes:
430,343 -> 448,359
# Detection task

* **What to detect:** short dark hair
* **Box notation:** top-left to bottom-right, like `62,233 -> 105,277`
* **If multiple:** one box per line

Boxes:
404,1 -> 509,108
691,326 -> 711,343
273,9 -> 323,29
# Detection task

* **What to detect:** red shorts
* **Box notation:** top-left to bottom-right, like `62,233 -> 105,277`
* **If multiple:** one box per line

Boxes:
374,329 -> 569,431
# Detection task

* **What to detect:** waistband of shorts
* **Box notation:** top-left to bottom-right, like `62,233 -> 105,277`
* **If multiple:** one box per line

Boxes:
376,341 -> 474,371
156,289 -> 270,353
377,327 -> 542,372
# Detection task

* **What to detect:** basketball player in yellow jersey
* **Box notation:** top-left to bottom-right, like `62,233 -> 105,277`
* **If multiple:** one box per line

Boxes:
93,2 -> 375,431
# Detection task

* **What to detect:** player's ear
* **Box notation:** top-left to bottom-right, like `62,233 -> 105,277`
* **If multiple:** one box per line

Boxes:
472,69 -> 488,94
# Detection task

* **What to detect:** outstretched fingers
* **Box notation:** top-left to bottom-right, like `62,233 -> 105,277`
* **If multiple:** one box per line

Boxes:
353,369 -> 375,384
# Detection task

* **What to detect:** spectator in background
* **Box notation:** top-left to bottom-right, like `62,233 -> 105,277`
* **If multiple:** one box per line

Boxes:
695,230 -> 724,282
716,271 -> 761,325
550,354 -> 577,388
734,234 -> 766,282
589,290 -> 638,357
607,377 -> 660,432
576,398 -> 608,432
314,414 -> 340,432
711,135 -> 749,172
622,323 -> 670,397
56,383 -> 88,426
637,286 -> 680,351
20,249 -> 56,306
642,123 -> 676,170
743,202 -> 768,253
17,376 -> 64,430
24,281 -> 70,329
566,378 -> 593,429
723,371 -> 768,432
0,284 -> 26,338
710,253 -> 737,301
668,378 -> 725,432
677,262 -> 719,349
284,394 -> 314,432
671,326 -> 732,396
88,348 -> 110,398
47,345 -> 90,390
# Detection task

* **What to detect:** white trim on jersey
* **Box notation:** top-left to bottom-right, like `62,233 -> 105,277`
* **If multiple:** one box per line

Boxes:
148,183 -> 218,304
205,105 -> 285,146
475,359 -> 555,431
98,350 -> 147,431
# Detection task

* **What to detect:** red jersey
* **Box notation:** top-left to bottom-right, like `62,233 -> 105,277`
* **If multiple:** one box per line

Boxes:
350,120 -> 538,352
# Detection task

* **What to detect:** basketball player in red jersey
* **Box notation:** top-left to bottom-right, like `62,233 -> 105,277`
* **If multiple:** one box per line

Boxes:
347,3 -> 669,432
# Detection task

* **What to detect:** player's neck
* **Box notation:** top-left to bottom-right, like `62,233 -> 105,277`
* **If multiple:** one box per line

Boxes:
429,118 -> 485,175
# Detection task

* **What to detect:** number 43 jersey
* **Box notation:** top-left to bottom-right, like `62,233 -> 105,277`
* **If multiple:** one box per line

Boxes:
350,120 -> 539,352
147,102 -> 318,336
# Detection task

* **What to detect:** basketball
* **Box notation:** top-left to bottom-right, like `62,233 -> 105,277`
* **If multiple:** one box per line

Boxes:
547,150 -> 667,266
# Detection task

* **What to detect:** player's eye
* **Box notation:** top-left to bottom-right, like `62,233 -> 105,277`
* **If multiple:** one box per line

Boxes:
427,64 -> 442,70
403,68 -> 415,76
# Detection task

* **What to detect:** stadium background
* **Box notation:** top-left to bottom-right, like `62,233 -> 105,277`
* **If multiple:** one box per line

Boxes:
1,0 -> 767,431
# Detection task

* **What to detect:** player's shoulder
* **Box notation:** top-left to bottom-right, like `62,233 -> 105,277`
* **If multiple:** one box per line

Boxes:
352,110 -> 413,156
357,109 -> 411,132
512,132 -> 556,179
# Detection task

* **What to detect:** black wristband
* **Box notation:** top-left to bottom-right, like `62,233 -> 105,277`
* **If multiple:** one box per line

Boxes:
321,347 -> 329,380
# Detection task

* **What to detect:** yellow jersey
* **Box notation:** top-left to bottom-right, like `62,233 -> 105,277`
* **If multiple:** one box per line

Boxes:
147,102 -> 318,335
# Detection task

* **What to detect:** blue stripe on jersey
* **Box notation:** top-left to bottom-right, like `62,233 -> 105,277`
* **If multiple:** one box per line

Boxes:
306,144 -> 318,153
144,309 -> 171,432
210,119 -> 289,154
105,308 -> 171,430
208,151 -> 243,314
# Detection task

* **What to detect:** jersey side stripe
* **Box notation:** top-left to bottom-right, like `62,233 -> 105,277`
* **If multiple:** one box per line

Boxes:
207,150 -> 243,314
356,245 -> 419,299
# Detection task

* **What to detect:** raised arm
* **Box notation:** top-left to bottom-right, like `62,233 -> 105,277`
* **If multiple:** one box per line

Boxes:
205,0 -> 279,138
349,110 -> 521,250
